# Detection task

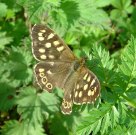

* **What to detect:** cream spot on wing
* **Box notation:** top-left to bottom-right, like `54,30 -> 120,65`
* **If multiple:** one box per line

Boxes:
40,29 -> 46,33
67,102 -> 72,108
38,36 -> 44,41
75,91 -> 78,97
49,55 -> 55,59
76,84 -> 79,89
88,90 -> 91,96
47,33 -> 54,40
45,43 -> 51,48
83,73 -> 88,80
38,32 -> 43,36
87,75 -> 91,82
39,48 -> 45,53
41,76 -> 47,84
79,91 -> 82,98
91,90 -> 94,96
40,55 -> 47,59
90,79 -> 95,86
39,72 -> 44,77
57,46 -> 64,52
84,84 -> 88,90
39,68 -> 45,72
63,101 -> 69,109
53,41 -> 60,46
47,70 -> 52,74
46,83 -> 53,89
94,87 -> 97,93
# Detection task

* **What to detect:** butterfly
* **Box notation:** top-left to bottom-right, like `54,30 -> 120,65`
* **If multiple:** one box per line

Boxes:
31,24 -> 100,114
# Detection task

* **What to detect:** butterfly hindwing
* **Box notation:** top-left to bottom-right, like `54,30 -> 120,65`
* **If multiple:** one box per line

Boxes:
61,67 -> 79,114
34,61 -> 72,92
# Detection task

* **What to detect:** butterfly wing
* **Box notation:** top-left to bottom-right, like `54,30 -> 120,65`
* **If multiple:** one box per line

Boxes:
73,67 -> 100,104
60,69 -> 79,114
34,61 -> 73,92
31,24 -> 76,62
61,66 -> 100,114
31,24 -> 77,93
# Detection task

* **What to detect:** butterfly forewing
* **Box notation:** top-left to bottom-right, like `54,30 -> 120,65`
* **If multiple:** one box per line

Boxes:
31,24 -> 100,115
73,67 -> 100,104
31,25 -> 76,62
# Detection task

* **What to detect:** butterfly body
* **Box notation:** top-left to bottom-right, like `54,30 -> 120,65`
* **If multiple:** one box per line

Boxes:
31,24 -> 100,114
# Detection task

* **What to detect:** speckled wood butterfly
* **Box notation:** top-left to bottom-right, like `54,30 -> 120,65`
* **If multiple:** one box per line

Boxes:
31,24 -> 100,114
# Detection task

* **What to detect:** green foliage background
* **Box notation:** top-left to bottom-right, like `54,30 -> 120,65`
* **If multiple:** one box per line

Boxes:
0,0 -> 136,135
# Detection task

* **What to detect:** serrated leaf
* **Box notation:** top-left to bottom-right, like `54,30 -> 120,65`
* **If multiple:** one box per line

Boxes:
16,87 -> 59,125
110,106 -> 119,128
76,103 -> 112,135
0,32 -> 13,50
60,0 -> 80,26
117,37 -> 136,89
1,120 -> 45,135
92,119 -> 102,135
77,0 -> 110,29
118,102 -> 127,123
101,112 -> 110,134
0,83 -> 15,111
17,0 -> 60,23
109,125 -> 127,135
91,45 -> 114,83
4,46 -> 33,85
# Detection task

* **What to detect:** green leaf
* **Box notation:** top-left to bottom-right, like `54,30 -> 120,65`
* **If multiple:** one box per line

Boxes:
95,0 -> 111,7
115,37 -> 136,108
50,116 -> 69,135
78,0 -> 110,29
0,3 -> 7,18
111,0 -> 134,19
1,120 -> 45,135
16,87 -> 59,125
109,125 -> 127,135
91,45 -> 114,83
118,102 -> 127,123
0,32 -> 13,50
60,0 -> 80,26
76,103 -> 112,135
0,83 -> 15,111
91,119 -> 101,135
4,46 -> 33,86
6,9 -> 15,19
17,0 -> 60,23
101,112 -> 110,134
110,106 -> 119,128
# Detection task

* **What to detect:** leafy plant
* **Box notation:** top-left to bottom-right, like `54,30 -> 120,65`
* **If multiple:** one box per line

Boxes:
0,0 -> 136,135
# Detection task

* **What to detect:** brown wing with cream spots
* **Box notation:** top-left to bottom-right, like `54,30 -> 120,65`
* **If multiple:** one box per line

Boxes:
34,61 -> 72,92
31,24 -> 76,62
73,67 -> 100,104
